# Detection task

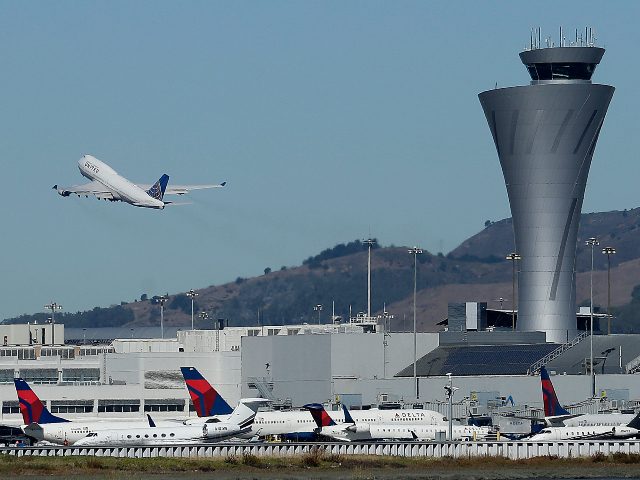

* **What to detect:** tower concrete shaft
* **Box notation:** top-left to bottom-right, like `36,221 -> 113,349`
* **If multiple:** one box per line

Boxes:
479,46 -> 614,343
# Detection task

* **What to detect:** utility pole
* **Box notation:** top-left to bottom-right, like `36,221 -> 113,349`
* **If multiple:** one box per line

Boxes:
364,239 -> 376,320
586,237 -> 599,397
408,247 -> 423,399
602,247 -> 616,335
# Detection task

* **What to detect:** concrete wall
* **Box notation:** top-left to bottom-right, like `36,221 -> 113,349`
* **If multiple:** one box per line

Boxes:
241,332 -> 439,405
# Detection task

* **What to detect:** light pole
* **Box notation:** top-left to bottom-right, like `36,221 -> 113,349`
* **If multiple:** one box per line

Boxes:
363,239 -> 377,320
314,304 -> 323,325
601,247 -> 616,335
444,373 -> 458,441
408,246 -> 423,399
44,302 -> 63,346
186,289 -> 199,330
586,237 -> 599,397
505,253 -> 521,330
82,328 -> 86,345
157,295 -> 168,339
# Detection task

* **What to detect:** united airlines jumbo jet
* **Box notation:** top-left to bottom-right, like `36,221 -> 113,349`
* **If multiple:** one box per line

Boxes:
53,155 -> 226,209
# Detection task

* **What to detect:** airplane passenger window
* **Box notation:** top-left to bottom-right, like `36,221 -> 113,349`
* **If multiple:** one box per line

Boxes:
127,435 -> 131,439
161,434 -> 166,438
170,433 -> 175,437
144,434 -> 149,438
153,434 -> 157,438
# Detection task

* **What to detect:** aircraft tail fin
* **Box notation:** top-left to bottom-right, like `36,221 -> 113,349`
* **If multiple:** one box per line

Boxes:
14,378 -> 69,425
303,403 -> 337,428
228,398 -> 270,430
147,414 -> 156,428
180,366 -> 233,417
627,412 -> 640,430
541,366 -> 570,416
147,174 -> 169,201
341,404 -> 355,424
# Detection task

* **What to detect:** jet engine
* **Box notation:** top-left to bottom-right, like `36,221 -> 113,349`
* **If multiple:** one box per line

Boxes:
52,185 -> 70,197
345,423 -> 370,434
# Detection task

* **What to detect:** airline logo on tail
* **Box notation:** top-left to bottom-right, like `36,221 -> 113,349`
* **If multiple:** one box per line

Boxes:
147,174 -> 169,201
304,403 -> 337,428
14,378 -> 69,425
180,367 -> 233,417
540,366 -> 570,416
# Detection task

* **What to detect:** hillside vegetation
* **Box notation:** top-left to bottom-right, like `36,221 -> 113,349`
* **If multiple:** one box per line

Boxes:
5,208 -> 640,333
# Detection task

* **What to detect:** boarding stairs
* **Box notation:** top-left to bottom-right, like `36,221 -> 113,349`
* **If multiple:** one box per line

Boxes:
625,354 -> 640,374
527,331 -> 589,375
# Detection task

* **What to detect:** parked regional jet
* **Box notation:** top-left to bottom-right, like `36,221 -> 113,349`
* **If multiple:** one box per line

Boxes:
540,367 -> 636,427
528,411 -> 640,441
74,399 -> 269,446
179,367 -> 447,440
14,378 -> 156,445
53,155 -> 226,209
305,404 -> 489,442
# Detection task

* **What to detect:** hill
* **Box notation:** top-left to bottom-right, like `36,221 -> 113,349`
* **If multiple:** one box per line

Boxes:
5,208 -> 640,333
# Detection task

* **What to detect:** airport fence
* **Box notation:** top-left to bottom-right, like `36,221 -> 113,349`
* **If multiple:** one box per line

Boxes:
2,440 -> 640,460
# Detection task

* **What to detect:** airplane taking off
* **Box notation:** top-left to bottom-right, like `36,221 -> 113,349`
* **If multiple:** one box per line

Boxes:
53,155 -> 226,209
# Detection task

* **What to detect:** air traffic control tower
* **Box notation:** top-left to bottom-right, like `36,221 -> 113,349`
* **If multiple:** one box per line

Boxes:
479,33 -> 614,343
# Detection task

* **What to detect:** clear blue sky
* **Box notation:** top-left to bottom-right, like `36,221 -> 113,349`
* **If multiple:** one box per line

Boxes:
1,1 -> 638,318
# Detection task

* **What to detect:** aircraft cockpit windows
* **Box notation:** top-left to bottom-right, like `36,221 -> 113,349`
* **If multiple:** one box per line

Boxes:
205,418 -> 221,423
85,432 -> 98,437
541,429 -> 551,434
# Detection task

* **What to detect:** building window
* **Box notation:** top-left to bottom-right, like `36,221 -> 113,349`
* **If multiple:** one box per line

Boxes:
98,400 -> 140,413
2,401 -> 20,414
144,400 -> 185,412
51,400 -> 94,414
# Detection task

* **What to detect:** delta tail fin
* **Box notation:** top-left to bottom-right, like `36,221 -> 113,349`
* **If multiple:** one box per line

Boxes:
146,174 -> 169,201
303,403 -> 337,428
14,378 -> 69,425
541,366 -> 570,417
180,366 -> 233,417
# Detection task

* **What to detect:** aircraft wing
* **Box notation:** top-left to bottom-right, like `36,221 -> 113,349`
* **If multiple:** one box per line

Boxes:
53,181 -> 115,200
137,182 -> 227,196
